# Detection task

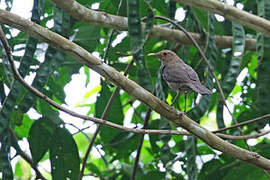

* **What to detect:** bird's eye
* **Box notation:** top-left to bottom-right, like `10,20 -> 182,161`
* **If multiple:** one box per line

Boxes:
163,52 -> 167,56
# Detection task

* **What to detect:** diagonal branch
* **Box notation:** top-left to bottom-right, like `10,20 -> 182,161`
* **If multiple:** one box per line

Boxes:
0,9 -> 270,170
175,0 -> 270,35
51,0 -> 256,51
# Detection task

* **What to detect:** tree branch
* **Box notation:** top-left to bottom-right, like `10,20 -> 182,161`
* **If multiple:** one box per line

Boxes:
216,130 -> 270,140
175,0 -> 270,36
51,0 -> 256,51
214,114 -> 270,133
1,10 -> 270,170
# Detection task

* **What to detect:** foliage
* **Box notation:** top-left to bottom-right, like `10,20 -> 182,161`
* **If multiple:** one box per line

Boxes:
0,0 -> 269,179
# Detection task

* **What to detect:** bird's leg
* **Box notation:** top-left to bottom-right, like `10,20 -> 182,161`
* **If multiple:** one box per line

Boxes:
171,92 -> 179,106
184,93 -> 188,113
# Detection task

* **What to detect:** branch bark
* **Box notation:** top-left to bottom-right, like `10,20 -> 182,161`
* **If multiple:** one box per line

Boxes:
0,9 -> 270,170
51,0 -> 256,50
175,0 -> 270,35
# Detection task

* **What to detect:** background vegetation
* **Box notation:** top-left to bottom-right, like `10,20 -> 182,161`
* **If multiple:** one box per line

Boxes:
0,0 -> 270,179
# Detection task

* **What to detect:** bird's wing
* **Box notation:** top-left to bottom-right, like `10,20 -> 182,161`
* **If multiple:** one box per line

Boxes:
162,64 -> 192,83
184,65 -> 200,82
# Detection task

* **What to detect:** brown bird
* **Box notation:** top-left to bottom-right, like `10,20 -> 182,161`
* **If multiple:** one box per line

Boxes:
148,50 -> 211,112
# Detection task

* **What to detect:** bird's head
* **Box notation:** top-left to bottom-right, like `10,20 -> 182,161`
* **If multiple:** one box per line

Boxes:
148,50 -> 183,66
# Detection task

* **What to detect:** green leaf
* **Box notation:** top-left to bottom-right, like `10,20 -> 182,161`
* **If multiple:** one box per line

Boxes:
0,0 -> 42,131
0,130 -> 13,179
192,8 -> 208,31
107,132 -> 138,159
187,14 -> 216,121
199,159 -> 228,180
18,46 -> 57,113
95,81 -> 124,144
0,81 -> 5,104
18,7 -> 75,114
168,1 -> 176,19
184,13 -> 218,180
155,69 -> 168,101
2,48 -> 14,84
216,101 -> 225,128
121,162 -> 144,178
139,171 -> 166,180
28,118 -> 56,164
131,2 -> 154,54
11,108 -> 24,126
224,163 -> 268,180
86,163 -> 102,176
149,119 -> 162,154
222,22 -> 245,97
133,50 -> 153,91
127,0 -> 153,91
14,114 -> 34,138
84,65 -> 90,86
256,0 -> 270,122
128,0 -> 142,54
84,85 -> 102,99
217,22 -> 245,127
185,136 -> 197,180
14,160 -> 31,178
73,24 -> 100,52
49,127 -> 80,180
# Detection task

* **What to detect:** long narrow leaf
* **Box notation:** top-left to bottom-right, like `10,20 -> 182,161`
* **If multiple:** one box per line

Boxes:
0,130 -> 13,180
127,0 -> 153,91
49,127 -> 80,180
0,0 -> 42,134
256,0 -> 270,125
185,14 -> 217,180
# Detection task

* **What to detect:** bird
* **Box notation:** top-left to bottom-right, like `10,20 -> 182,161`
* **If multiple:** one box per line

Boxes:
148,50 -> 211,113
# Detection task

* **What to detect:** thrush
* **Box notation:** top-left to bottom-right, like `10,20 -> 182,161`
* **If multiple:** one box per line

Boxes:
148,50 -> 211,112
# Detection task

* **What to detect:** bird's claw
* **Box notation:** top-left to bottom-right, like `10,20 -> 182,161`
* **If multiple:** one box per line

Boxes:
176,110 -> 184,119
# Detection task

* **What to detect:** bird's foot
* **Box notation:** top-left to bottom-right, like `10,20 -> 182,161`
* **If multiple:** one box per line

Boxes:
176,110 -> 184,119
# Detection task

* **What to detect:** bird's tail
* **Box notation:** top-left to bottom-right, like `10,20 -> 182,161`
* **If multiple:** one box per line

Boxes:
188,83 -> 212,95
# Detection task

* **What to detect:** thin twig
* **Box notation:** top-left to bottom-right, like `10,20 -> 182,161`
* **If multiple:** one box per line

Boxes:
67,123 -> 92,140
131,107 -> 152,180
213,114 -> 270,133
66,122 -> 108,165
103,29 -> 117,64
216,130 -> 270,140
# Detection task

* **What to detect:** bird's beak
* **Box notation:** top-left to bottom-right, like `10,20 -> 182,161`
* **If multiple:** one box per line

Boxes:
147,53 -> 156,57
